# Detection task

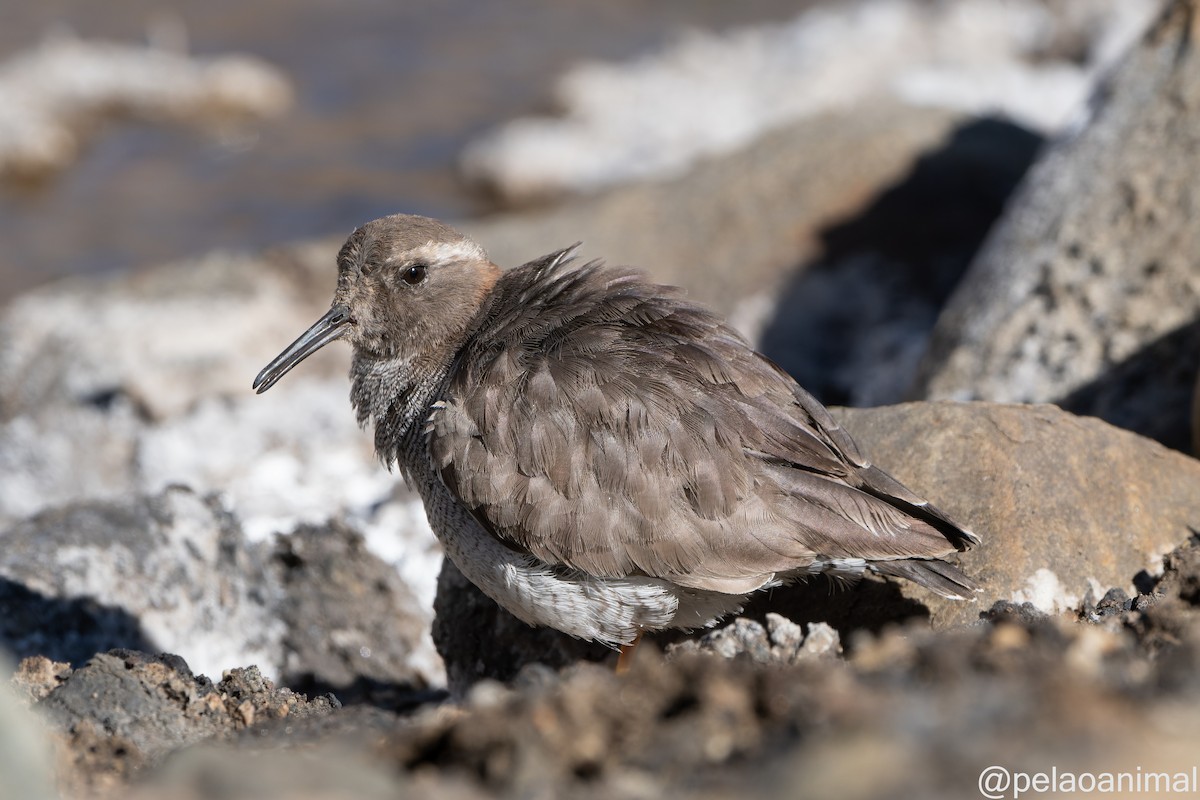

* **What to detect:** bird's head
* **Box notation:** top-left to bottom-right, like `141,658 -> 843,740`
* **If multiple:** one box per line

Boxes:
253,214 -> 501,394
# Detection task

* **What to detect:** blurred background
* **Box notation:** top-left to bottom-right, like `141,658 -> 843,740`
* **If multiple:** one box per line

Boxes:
0,0 -> 815,300
7,3 -> 1200,797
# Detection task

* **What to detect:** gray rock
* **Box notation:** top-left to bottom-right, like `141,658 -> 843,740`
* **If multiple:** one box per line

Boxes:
39,652 -> 227,762
36,650 -> 338,794
0,486 -> 283,679
913,1 -> 1200,453
274,520 -> 443,698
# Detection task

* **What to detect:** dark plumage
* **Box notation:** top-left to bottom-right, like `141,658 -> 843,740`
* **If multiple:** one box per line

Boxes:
254,214 -> 979,647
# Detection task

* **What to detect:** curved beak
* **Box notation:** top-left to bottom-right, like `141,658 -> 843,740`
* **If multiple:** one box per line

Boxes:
253,305 -> 351,394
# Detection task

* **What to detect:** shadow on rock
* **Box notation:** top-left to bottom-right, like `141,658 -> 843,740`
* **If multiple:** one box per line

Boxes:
283,674 -> 446,714
758,117 -> 1042,406
0,577 -> 154,667
1058,315 -> 1200,453
736,576 -> 932,645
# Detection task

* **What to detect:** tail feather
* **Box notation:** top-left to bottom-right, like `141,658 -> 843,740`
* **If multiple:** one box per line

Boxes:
868,558 -> 980,601
855,464 -> 980,552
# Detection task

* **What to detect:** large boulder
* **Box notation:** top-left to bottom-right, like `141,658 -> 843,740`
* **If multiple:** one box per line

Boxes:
830,402 -> 1200,628
913,0 -> 1200,453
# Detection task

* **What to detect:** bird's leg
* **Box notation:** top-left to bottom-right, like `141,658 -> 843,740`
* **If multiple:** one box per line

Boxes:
616,631 -> 643,674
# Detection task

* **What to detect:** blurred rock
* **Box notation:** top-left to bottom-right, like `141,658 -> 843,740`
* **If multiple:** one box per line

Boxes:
1194,365 -> 1200,455
461,0 -> 1153,203
20,535 -> 1200,800
668,616 -> 842,664
274,520 -> 443,701
38,651 -> 336,797
0,486 -> 282,678
464,102 -> 966,322
756,117 -> 1042,407
0,654 -> 56,800
914,0 -> 1200,453
0,486 -> 444,693
0,34 -> 292,182
0,242 -> 443,645
10,657 -> 73,704
830,402 -> 1200,628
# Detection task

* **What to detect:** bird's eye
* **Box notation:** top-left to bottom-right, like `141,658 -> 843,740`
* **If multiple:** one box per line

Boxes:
401,264 -> 427,286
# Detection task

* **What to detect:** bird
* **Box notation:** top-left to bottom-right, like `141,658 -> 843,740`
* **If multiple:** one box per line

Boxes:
253,213 -> 979,659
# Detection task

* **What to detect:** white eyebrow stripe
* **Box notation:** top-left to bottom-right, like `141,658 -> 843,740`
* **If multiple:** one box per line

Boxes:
395,239 -> 488,264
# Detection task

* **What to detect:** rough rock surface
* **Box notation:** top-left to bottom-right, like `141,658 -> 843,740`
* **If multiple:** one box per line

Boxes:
914,0 -> 1200,453
831,402 -> 1200,628
0,487 -> 441,693
23,536 -> 1200,799
0,487 -> 282,678
274,521 -> 441,704
31,651 -> 337,798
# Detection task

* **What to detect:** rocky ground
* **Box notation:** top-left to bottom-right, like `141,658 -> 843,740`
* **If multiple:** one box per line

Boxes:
3,1 -> 1200,799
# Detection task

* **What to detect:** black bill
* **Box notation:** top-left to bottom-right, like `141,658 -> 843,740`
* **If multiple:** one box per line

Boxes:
253,305 -> 351,394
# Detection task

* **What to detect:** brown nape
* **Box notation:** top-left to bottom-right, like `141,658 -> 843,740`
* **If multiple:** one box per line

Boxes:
258,214 -> 979,647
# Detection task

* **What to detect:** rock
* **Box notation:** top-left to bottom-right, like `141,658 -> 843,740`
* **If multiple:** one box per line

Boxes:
462,103 -> 967,320
0,247 -> 331,427
0,242 -> 443,634
10,657 -> 72,704
0,486 -> 283,678
668,615 -> 842,664
830,402 -> 1200,628
36,650 -> 337,795
1193,364 -> 1200,455
755,117 -> 1042,406
913,0 -> 1200,453
274,520 -> 444,699
20,538 -> 1200,800
0,486 -> 445,697
0,654 -> 56,800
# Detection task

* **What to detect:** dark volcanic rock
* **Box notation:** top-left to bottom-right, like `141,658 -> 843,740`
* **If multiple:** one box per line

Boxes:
914,0 -> 1200,452
274,520 -> 441,706
36,650 -> 337,795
